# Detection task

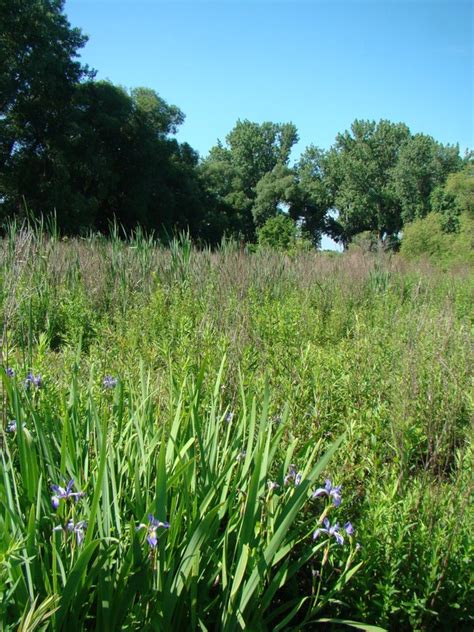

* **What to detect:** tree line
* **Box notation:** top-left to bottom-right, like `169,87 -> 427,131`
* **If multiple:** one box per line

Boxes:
1,0 -> 472,248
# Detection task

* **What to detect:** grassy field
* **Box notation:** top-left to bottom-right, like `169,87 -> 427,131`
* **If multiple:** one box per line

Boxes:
0,227 -> 472,631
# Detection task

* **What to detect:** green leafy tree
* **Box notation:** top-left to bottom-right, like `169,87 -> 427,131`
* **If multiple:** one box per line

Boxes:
59,81 -> 204,235
201,120 -> 299,241
323,119 -> 411,247
252,163 -> 300,227
429,161 -> 474,234
400,213 -> 453,260
130,87 -> 185,136
295,145 -> 333,246
0,0 -> 92,219
444,162 -> 474,218
392,133 -> 462,223
199,142 -> 254,241
429,185 -> 460,233
225,119 -> 298,191
0,2 -> 207,237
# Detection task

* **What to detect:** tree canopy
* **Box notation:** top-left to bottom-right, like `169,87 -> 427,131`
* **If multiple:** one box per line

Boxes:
0,0 -> 91,219
199,120 -> 301,241
0,0 -> 469,254
322,120 -> 411,246
392,133 -> 462,223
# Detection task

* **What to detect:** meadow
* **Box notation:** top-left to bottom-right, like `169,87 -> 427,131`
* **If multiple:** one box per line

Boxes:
0,226 -> 472,631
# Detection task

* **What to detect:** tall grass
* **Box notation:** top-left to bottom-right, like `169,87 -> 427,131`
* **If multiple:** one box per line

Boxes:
2,360 -> 365,630
0,226 -> 472,630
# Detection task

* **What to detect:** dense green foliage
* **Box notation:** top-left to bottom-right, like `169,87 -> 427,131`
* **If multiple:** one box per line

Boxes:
0,1 -> 206,239
0,228 -> 472,630
400,212 -> 474,266
0,3 -> 472,630
1,0 -> 472,256
445,163 -> 474,217
393,133 -> 462,223
399,163 -> 474,266
324,120 -> 411,245
257,214 -> 297,251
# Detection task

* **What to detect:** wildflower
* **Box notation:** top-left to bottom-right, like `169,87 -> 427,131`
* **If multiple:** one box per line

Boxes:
54,520 -> 87,545
313,517 -> 344,545
224,411 -> 234,424
6,420 -> 26,433
103,375 -> 117,389
5,367 -> 15,377
312,479 -> 342,507
68,520 -> 87,545
236,450 -> 247,462
51,479 -> 84,510
25,372 -> 42,389
313,518 -> 355,546
284,465 -> 302,486
344,521 -> 355,537
137,514 -> 170,548
267,481 -> 280,491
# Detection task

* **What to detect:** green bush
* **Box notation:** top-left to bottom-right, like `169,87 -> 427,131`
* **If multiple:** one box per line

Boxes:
257,214 -> 297,251
400,212 -> 473,266
257,214 -> 313,253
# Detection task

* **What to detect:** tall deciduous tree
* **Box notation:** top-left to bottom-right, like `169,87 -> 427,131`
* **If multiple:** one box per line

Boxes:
0,0 -> 92,218
295,146 -> 333,245
225,119 -> 298,192
445,162 -> 474,218
0,2 -> 207,237
252,163 -> 300,227
392,133 -> 462,223
323,119 -> 411,247
50,81 -> 204,235
201,120 -> 299,240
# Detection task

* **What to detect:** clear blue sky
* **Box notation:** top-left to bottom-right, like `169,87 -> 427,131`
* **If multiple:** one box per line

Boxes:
65,0 -> 472,248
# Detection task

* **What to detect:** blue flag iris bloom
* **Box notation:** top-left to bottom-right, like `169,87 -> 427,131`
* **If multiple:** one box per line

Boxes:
137,514 -> 170,548
51,479 -> 85,510
312,479 -> 342,507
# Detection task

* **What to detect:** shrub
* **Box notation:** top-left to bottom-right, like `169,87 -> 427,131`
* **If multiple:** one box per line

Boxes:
399,212 -> 474,266
257,214 -> 298,251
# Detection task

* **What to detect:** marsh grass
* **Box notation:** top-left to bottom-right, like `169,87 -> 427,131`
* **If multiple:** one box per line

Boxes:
0,226 -> 472,630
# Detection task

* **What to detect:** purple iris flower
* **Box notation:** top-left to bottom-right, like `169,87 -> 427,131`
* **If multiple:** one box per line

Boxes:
284,465 -> 302,486
313,517 -> 345,545
137,514 -> 170,548
267,481 -> 280,491
312,479 -> 342,507
25,372 -> 41,389
5,368 -> 15,378
68,520 -> 87,545
313,518 -> 355,545
6,420 -> 26,433
344,521 -> 355,537
224,412 -> 234,424
103,375 -> 117,389
53,520 -> 87,545
51,479 -> 84,510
